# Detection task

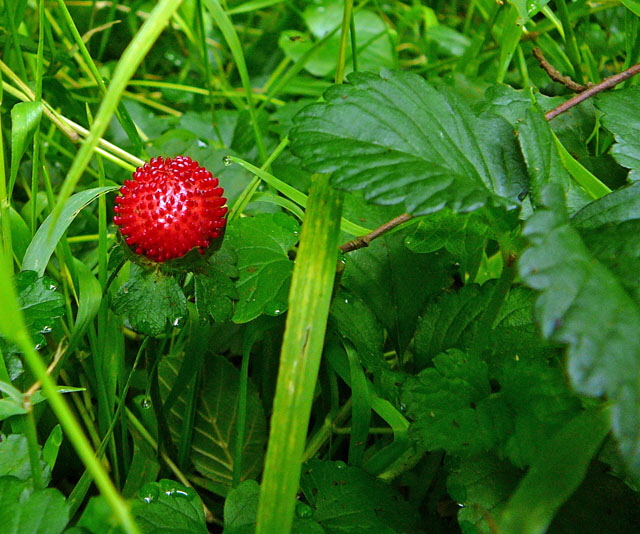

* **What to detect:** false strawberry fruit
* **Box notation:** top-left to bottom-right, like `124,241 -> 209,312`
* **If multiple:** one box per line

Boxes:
114,156 -> 227,263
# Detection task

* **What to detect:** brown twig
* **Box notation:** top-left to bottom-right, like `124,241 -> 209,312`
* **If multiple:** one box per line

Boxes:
339,213 -> 414,253
533,47 -> 588,92
546,61 -> 640,120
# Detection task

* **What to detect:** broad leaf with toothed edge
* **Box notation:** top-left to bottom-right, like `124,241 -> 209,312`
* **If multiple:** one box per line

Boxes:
519,185 -> 640,479
290,70 -> 528,216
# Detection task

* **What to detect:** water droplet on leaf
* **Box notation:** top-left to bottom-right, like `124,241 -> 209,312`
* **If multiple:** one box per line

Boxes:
222,155 -> 233,166
49,284 -> 57,291
295,502 -> 314,519
139,485 -> 159,503
141,397 -> 152,409
40,325 -> 52,334
335,460 -> 347,470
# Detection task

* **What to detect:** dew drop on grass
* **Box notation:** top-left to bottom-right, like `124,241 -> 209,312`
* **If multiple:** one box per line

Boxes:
49,284 -> 57,291
141,397 -> 152,409
295,502 -> 314,519
40,325 -> 52,334
222,155 -> 233,166
335,460 -> 347,470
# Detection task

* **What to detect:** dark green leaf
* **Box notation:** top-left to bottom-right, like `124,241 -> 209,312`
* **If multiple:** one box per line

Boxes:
413,283 -> 491,368
290,70 -> 528,215
329,290 -> 385,373
481,86 -> 592,212
15,270 -> 64,333
195,247 -> 239,323
222,480 -> 324,534
159,355 -> 266,489
519,187 -> 640,476
300,459 -> 420,533
225,213 -> 299,323
0,476 -> 69,534
112,266 -> 188,337
548,461 -> 640,533
72,496 -> 125,534
402,350 -> 510,456
447,455 -> 521,533
499,408 -> 610,534
342,230 -> 455,356
404,209 -> 490,266
0,434 -> 49,484
572,181 -> 640,229
596,86 -> 640,180
133,479 -> 207,534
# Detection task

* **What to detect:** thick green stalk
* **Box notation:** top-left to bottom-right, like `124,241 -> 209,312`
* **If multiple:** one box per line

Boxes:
256,174 -> 343,534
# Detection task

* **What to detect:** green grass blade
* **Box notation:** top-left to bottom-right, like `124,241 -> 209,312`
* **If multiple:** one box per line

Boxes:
256,174 -> 344,534
22,186 -> 118,276
499,407 -> 610,534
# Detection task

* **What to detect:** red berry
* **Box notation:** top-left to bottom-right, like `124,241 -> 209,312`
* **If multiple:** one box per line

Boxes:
113,156 -> 227,263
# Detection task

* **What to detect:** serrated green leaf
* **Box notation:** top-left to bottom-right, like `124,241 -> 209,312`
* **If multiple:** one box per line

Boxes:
112,267 -> 188,337
342,230 -> 454,357
194,247 -> 239,323
159,355 -> 266,489
596,86 -> 640,181
413,283 -> 491,368
0,270 -> 65,354
225,213 -> 299,323
22,186 -> 118,276
299,459 -> 419,533
519,186 -> 640,477
0,476 -> 68,534
402,350 -> 510,456
133,479 -> 207,534
290,70 -> 528,216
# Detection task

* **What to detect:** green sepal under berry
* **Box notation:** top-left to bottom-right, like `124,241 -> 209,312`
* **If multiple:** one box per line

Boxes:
111,265 -> 188,337
116,226 -> 226,275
